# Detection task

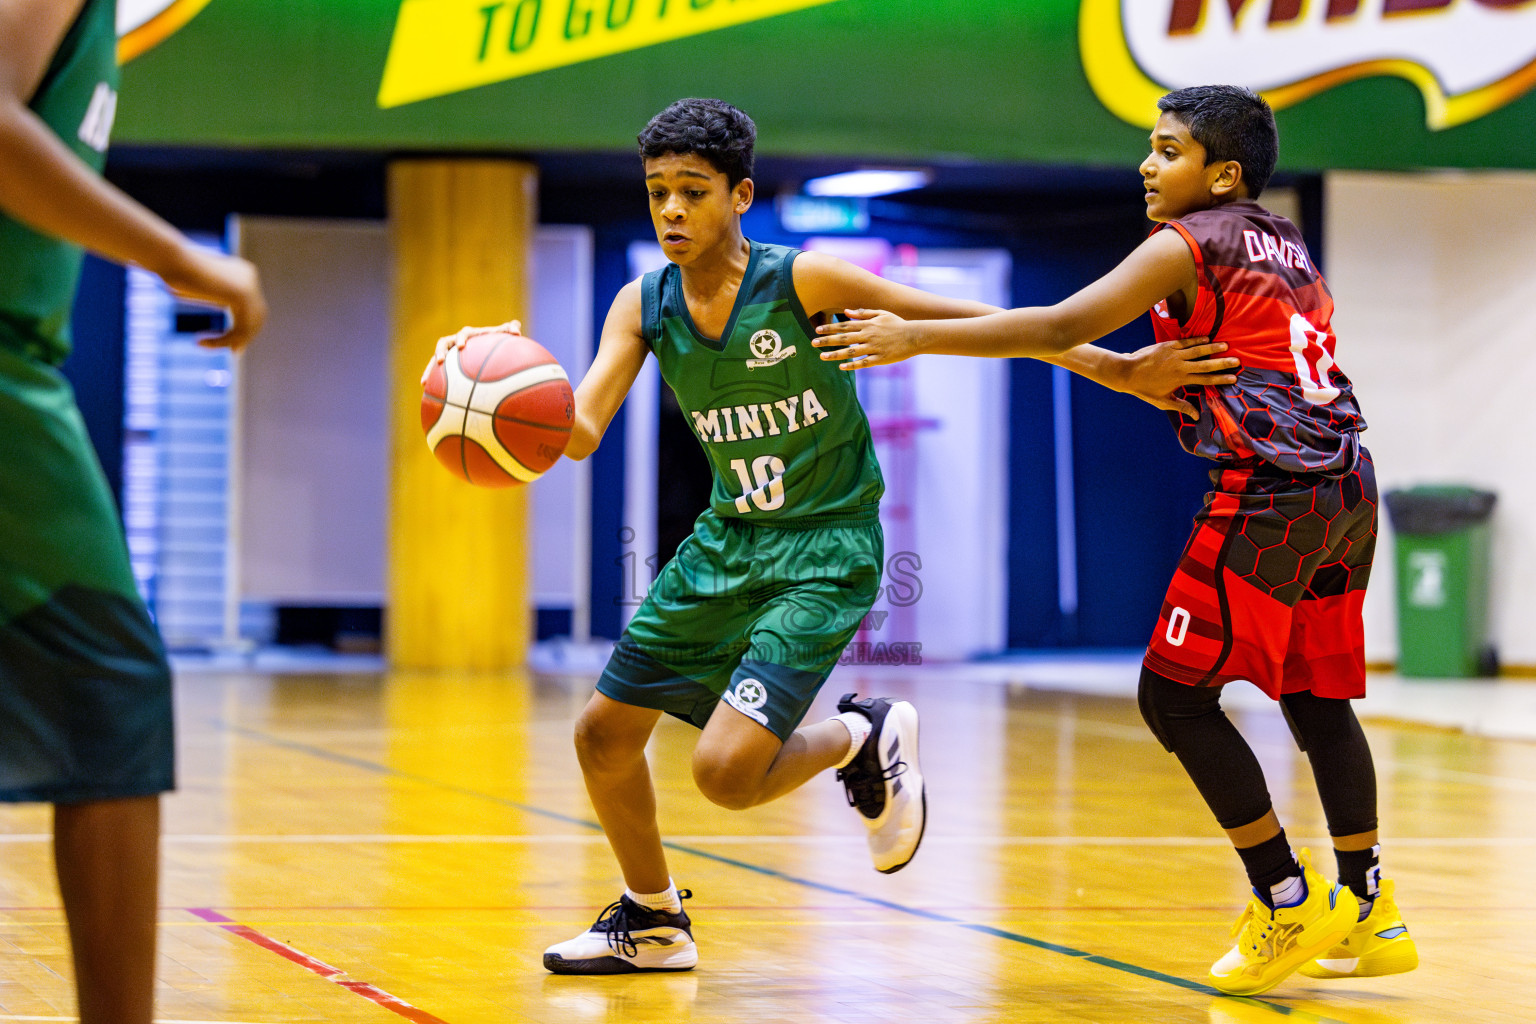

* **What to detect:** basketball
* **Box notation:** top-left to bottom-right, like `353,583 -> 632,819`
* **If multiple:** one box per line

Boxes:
420,331 -> 574,487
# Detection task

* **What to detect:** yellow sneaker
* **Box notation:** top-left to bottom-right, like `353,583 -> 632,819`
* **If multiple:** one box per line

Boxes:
1207,849 -> 1358,996
1298,878 -> 1418,979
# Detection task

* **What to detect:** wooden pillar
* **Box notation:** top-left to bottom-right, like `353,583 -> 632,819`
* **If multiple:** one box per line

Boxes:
386,159 -> 537,669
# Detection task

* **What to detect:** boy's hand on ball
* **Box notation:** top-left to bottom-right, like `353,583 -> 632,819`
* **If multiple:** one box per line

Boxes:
420,330 -> 573,487
422,320 -> 523,384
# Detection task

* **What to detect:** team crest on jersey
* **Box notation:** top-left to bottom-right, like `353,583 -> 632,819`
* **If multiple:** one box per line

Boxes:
746,329 -> 797,369
723,677 -> 770,726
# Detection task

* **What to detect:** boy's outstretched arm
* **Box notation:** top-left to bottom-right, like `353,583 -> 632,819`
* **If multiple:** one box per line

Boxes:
791,249 -> 1000,322
1044,337 -> 1238,418
422,280 -> 648,461
0,0 -> 265,349
812,229 -> 1197,366
803,232 -> 1233,416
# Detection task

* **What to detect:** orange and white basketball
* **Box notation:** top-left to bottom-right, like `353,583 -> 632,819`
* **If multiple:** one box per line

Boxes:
420,331 -> 574,487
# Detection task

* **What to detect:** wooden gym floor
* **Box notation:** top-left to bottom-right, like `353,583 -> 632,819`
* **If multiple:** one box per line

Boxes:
2,664 -> 1532,1023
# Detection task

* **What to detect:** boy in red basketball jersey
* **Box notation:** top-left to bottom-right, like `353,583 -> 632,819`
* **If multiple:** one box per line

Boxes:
814,86 -> 1415,997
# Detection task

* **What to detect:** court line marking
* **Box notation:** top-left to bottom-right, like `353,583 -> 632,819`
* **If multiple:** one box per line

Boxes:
1006,707 -> 1536,793
215,721 -> 1349,1023
187,908 -> 449,1024
658,839 -> 1349,1023
7,833 -> 1536,846
2,903 -> 1526,919
230,709 -> 1536,795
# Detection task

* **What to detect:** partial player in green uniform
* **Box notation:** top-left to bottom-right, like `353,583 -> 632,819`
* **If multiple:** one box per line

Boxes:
430,98 -> 1235,974
0,2 -> 265,1021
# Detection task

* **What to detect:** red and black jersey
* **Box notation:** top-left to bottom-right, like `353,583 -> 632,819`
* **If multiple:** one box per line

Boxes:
1149,200 -> 1365,477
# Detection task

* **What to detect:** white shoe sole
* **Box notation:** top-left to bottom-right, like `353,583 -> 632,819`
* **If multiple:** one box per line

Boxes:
543,931 -> 698,974
869,700 -> 926,874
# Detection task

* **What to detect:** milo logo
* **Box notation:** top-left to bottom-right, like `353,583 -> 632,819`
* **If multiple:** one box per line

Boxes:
1081,0 -> 1536,130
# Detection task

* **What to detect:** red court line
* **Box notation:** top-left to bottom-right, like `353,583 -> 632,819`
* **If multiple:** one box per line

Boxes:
188,908 -> 450,1024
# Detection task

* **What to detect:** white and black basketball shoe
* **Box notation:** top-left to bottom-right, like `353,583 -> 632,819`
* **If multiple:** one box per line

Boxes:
836,693 -> 926,873
543,891 -> 697,974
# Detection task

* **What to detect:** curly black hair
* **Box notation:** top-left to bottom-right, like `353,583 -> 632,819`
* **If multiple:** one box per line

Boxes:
638,98 -> 756,186
1157,85 -> 1278,199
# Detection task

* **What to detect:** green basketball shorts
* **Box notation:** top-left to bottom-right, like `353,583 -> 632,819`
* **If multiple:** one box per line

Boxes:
598,505 -> 883,741
0,345 -> 174,803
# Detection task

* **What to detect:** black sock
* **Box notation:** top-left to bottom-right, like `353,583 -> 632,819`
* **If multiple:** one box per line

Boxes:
1236,830 -> 1301,906
1335,844 -> 1381,903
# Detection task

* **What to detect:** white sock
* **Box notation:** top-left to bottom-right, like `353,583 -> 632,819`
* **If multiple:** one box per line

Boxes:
1270,872 -> 1307,909
832,711 -> 872,770
626,880 -> 681,914
1362,848 -> 1383,919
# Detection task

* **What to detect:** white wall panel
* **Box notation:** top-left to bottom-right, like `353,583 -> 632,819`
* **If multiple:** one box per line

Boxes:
235,218 -> 391,605
1326,172 -> 1536,665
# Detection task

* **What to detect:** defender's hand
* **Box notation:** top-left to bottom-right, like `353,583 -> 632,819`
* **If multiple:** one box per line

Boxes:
159,249 -> 267,352
811,309 -> 920,370
420,320 -> 523,384
1125,336 -> 1239,418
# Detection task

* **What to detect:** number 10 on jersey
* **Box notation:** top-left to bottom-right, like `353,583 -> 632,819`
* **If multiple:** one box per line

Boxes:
730,456 -> 787,513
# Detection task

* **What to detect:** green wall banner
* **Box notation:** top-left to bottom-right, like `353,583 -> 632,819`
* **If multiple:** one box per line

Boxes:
115,0 -> 1536,170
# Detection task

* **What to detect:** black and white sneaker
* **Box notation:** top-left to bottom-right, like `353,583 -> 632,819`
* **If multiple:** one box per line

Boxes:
543,891 -> 697,974
835,693 -> 926,873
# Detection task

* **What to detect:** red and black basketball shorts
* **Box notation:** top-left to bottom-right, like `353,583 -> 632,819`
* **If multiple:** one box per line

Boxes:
1144,450 -> 1377,699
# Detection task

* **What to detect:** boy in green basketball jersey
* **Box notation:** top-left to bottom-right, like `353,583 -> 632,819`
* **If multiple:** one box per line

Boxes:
2,2 -> 265,1022
432,98 -> 1235,974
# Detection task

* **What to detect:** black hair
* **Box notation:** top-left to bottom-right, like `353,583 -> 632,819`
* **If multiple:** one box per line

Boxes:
637,98 -> 756,186
1156,85 -> 1277,199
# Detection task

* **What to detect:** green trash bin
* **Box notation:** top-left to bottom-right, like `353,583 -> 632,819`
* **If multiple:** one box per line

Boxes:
1383,486 -> 1497,678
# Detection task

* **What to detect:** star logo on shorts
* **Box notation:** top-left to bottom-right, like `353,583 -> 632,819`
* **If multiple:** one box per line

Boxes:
723,677 -> 771,725
733,678 -> 767,708
746,329 -> 796,369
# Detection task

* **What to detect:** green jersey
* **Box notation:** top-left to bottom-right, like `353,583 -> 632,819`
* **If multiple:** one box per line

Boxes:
1,0 -> 174,805
640,241 -> 884,521
0,0 -> 118,366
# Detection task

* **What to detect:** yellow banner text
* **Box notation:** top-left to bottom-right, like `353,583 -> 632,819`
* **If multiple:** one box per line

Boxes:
379,0 -> 847,108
